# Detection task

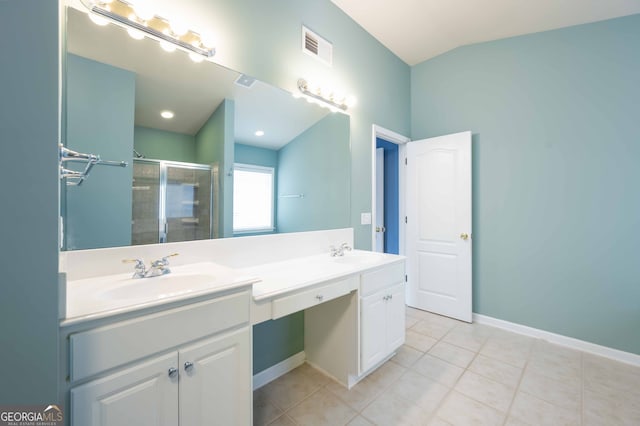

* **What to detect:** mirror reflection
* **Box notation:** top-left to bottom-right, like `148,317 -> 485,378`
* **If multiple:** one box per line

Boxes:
63,6 -> 351,250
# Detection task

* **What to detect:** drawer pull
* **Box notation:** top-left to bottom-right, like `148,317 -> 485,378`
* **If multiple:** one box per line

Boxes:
168,367 -> 178,378
315,295 -> 324,302
184,361 -> 194,372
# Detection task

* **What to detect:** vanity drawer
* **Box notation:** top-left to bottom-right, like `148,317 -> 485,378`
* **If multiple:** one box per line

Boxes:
360,262 -> 405,297
70,289 -> 250,382
272,276 -> 358,319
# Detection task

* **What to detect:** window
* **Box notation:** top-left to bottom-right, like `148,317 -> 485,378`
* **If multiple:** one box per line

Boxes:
233,164 -> 274,233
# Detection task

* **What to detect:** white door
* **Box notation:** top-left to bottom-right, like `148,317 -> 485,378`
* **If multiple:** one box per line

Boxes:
406,131 -> 472,322
71,352 -> 178,426
374,148 -> 385,252
179,327 -> 251,426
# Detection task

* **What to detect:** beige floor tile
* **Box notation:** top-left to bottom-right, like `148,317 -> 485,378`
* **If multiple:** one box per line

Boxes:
405,330 -> 438,352
480,338 -> 532,368
268,414 -> 296,426
406,315 -> 420,329
392,344 -> 424,367
406,306 -> 433,320
519,368 -> 581,411
467,354 -> 523,388
453,322 -> 495,338
347,415 -> 374,426
361,392 -> 426,426
441,329 -> 488,352
583,387 -> 640,426
428,341 -> 476,368
287,387 -> 357,426
261,365 -> 326,410
427,418 -> 453,426
254,388 -> 284,425
509,391 -> 580,426
527,353 -> 582,388
411,354 -> 464,387
503,416 -> 532,426
454,371 -> 515,412
583,353 -> 640,400
387,369 -> 451,414
411,318 -> 455,340
435,391 -> 505,426
326,376 -> 384,412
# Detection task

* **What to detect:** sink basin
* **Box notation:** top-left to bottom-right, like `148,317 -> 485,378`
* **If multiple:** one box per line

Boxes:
98,273 -> 217,300
331,251 -> 388,265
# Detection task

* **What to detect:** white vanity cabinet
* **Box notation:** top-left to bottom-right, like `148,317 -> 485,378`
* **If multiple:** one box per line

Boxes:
66,289 -> 252,426
359,262 -> 406,374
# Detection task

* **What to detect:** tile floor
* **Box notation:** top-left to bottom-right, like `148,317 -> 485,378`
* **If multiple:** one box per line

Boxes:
253,307 -> 640,425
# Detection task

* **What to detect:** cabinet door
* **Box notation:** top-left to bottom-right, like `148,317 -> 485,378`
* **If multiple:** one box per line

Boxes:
386,283 -> 406,351
71,352 -> 178,426
179,327 -> 251,426
360,291 -> 388,373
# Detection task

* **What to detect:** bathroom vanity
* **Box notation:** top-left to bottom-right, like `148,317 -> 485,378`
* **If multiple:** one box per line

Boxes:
59,229 -> 405,425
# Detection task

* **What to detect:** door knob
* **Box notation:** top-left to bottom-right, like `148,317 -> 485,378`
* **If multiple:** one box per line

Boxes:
460,233 -> 469,240
376,226 -> 386,233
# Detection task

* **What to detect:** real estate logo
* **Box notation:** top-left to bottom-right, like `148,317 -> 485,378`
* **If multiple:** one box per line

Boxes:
0,405 -> 63,426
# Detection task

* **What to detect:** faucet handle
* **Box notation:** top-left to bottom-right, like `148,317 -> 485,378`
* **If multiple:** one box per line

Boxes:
152,253 -> 179,267
123,258 -> 145,267
123,258 -> 146,278
340,242 -> 352,251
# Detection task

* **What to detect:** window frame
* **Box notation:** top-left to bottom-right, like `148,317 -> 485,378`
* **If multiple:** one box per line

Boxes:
232,163 -> 275,234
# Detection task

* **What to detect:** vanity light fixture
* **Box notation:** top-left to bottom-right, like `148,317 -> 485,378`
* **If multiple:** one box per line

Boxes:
160,110 -> 175,119
297,78 -> 355,112
82,0 -> 215,60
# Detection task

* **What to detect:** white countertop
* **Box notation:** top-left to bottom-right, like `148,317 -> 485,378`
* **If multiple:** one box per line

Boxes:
62,262 -> 259,326
62,250 -> 405,326
246,250 -> 405,301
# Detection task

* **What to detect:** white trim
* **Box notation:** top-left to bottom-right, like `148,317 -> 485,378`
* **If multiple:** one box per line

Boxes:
252,351 -> 306,390
473,313 -> 640,367
371,125 -> 410,253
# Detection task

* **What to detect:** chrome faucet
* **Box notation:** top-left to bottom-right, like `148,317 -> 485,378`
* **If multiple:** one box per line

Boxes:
123,258 -> 147,278
147,253 -> 179,277
123,253 -> 179,278
330,242 -> 352,257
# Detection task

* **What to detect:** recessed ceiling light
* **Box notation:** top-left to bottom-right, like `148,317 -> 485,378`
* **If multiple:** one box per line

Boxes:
161,110 -> 174,119
255,130 -> 265,137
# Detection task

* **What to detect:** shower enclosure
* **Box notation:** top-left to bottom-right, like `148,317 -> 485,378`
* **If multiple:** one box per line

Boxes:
132,159 -> 215,245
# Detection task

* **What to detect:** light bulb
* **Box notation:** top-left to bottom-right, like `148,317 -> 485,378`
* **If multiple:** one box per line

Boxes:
170,20 -> 189,36
160,41 -> 176,52
200,33 -> 216,50
345,96 -> 357,108
132,1 -> 155,21
89,13 -> 109,26
189,52 -> 204,63
127,28 -> 145,40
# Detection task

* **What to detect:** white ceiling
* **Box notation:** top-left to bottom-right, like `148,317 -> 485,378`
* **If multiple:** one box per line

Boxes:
67,7 -> 328,150
331,0 -> 640,65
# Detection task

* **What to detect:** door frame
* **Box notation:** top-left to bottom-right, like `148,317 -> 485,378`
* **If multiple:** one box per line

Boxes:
370,125 -> 410,254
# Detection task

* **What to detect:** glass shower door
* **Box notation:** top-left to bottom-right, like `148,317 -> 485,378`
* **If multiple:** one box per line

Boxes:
131,160 -> 161,245
164,163 -> 212,243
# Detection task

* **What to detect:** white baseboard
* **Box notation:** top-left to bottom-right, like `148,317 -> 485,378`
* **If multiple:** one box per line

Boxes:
473,313 -> 640,367
253,351 -> 306,390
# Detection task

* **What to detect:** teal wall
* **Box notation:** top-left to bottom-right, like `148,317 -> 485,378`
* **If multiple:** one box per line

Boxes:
0,0 -> 60,403
134,126 -> 196,163
253,313 -> 304,374
195,99 -> 235,238
411,14 -> 640,355
65,54 -> 135,250
277,113 -> 351,233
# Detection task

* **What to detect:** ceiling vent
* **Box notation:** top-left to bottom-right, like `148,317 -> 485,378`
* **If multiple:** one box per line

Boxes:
302,26 -> 332,66
235,74 -> 256,88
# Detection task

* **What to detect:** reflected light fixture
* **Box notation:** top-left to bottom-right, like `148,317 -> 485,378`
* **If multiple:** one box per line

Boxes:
161,110 -> 175,119
297,79 -> 354,112
82,0 -> 215,60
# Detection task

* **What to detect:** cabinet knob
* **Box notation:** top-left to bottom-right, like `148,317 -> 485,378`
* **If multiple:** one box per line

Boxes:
168,367 -> 178,378
184,361 -> 194,372
316,295 -> 324,301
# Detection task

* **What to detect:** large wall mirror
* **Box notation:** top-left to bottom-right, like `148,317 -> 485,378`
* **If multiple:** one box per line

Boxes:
63,6 -> 351,250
